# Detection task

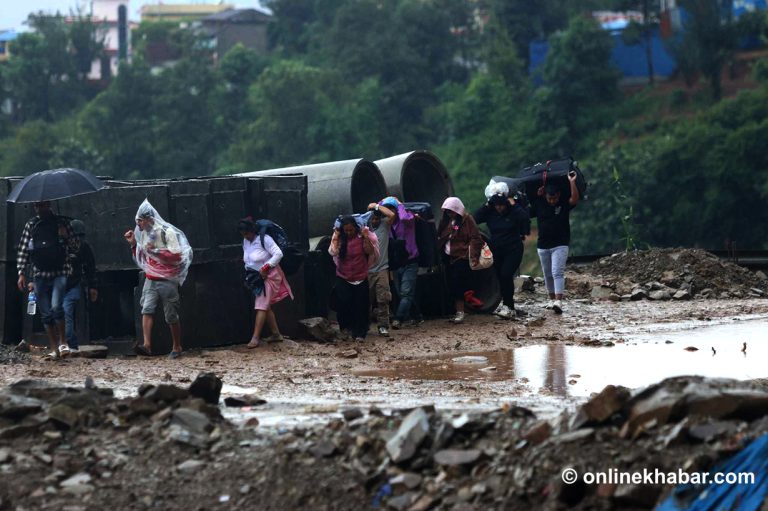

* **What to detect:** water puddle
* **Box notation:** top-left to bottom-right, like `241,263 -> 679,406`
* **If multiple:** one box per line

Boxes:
356,319 -> 768,398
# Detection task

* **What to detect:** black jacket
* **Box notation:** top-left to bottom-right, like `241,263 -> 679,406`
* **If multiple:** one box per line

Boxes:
66,240 -> 97,291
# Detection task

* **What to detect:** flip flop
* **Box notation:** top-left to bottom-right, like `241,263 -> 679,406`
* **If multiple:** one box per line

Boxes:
246,338 -> 261,349
168,351 -> 181,360
58,345 -> 71,358
134,344 -> 152,356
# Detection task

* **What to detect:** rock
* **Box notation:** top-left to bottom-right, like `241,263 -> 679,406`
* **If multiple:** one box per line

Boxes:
684,346 -> 699,352
171,408 -> 212,436
60,473 -> 92,488
390,473 -> 422,490
673,289 -> 692,300
176,459 -> 205,473
688,421 -> 737,442
572,385 -> 630,428
433,449 -> 481,466
526,317 -> 546,328
648,290 -> 671,301
129,397 -> 159,416
310,440 -> 337,458
630,288 -> 647,301
408,495 -> 435,511
61,484 -> 95,496
48,404 -> 79,429
341,349 -> 358,359
342,408 -> 363,422
553,429 -> 595,444
76,345 -> 108,359
386,408 -> 430,463
523,421 -> 552,445
590,285 -> 613,300
514,275 -> 535,293
299,317 -> 338,342
387,492 -> 417,511
749,288 -> 765,296
223,395 -> 267,408
0,448 -> 10,463
0,394 -> 44,419
608,293 -> 621,302
756,271 -> 768,280
188,373 -> 222,405
144,384 -> 189,403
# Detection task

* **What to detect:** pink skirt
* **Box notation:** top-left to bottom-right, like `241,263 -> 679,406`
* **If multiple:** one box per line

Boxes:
254,265 -> 293,311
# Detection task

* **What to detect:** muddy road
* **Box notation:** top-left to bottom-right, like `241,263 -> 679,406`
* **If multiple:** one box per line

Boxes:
4,297 -> 768,427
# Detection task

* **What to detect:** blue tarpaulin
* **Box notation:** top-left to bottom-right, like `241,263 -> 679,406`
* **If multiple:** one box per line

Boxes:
656,433 -> 768,511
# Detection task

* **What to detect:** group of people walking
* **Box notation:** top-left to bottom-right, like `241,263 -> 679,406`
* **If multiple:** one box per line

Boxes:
15,171 -> 580,358
325,170 -> 580,341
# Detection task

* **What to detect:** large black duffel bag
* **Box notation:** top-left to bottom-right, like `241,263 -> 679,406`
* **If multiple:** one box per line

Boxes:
516,157 -> 587,201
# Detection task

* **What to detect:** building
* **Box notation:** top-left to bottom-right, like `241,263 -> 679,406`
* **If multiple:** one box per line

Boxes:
140,3 -> 235,22
0,30 -> 17,62
86,0 -> 136,80
198,8 -> 272,60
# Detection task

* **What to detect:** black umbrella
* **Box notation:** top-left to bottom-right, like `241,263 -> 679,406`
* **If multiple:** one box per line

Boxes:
6,168 -> 106,203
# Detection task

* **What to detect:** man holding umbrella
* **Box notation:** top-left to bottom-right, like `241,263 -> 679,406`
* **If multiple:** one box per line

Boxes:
16,201 -> 80,358
8,168 -> 106,358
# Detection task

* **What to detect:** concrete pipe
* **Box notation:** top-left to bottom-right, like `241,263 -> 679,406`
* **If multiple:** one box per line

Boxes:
375,150 -> 454,220
237,159 -> 386,238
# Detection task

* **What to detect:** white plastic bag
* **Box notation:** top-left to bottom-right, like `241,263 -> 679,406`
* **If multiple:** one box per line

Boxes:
133,199 -> 193,285
484,179 -> 509,200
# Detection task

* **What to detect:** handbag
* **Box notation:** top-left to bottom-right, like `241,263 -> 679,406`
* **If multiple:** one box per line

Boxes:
470,242 -> 494,271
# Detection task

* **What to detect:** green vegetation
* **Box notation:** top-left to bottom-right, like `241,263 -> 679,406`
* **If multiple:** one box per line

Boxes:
1,2 -> 767,253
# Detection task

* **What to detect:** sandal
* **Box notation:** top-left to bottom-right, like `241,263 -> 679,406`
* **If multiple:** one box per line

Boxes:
265,334 -> 284,343
168,351 -> 182,360
44,351 -> 59,360
133,344 -> 152,356
246,338 -> 261,349
58,345 -> 71,358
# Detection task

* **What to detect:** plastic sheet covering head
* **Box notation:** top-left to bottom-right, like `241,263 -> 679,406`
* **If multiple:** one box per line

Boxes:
132,199 -> 193,285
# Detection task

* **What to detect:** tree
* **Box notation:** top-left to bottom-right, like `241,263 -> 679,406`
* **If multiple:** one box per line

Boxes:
618,0 -> 661,85
671,0 -> 736,100
534,16 -> 621,152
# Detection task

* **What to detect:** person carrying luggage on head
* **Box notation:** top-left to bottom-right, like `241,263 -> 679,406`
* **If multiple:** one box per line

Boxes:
328,216 -> 380,342
376,197 -> 420,330
366,203 -> 394,337
529,171 -> 580,314
474,184 -> 530,319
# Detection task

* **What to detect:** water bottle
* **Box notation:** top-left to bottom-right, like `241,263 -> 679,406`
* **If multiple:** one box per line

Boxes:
27,292 -> 37,316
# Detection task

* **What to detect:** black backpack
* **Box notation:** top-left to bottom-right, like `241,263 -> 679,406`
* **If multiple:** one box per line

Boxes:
30,216 -> 67,271
253,219 -> 305,276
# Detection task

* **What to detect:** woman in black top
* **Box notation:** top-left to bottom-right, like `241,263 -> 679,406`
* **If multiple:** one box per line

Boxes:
474,192 -> 530,318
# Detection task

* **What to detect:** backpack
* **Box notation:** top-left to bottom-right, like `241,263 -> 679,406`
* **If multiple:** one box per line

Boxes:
30,216 -> 67,272
253,219 -> 305,276
402,202 -> 440,268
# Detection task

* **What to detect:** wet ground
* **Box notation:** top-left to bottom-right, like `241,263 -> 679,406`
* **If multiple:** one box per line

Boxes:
2,297 -> 768,429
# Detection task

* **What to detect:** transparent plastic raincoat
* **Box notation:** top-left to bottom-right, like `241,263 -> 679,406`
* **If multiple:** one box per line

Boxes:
132,199 -> 192,285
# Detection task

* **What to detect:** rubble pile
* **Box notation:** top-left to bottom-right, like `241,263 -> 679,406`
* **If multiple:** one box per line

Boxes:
0,343 -> 29,365
569,248 -> 768,301
2,376 -> 768,510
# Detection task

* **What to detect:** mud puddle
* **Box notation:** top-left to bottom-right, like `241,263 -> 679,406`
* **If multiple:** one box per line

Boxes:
356,319 -> 768,398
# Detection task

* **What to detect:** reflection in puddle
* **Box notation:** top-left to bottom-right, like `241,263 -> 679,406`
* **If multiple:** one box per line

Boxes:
356,320 -> 768,398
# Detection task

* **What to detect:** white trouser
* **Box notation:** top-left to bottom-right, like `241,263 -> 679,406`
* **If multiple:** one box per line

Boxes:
537,245 -> 569,295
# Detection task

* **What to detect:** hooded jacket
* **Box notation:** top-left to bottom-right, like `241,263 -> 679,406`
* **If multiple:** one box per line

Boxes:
437,197 -> 483,265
